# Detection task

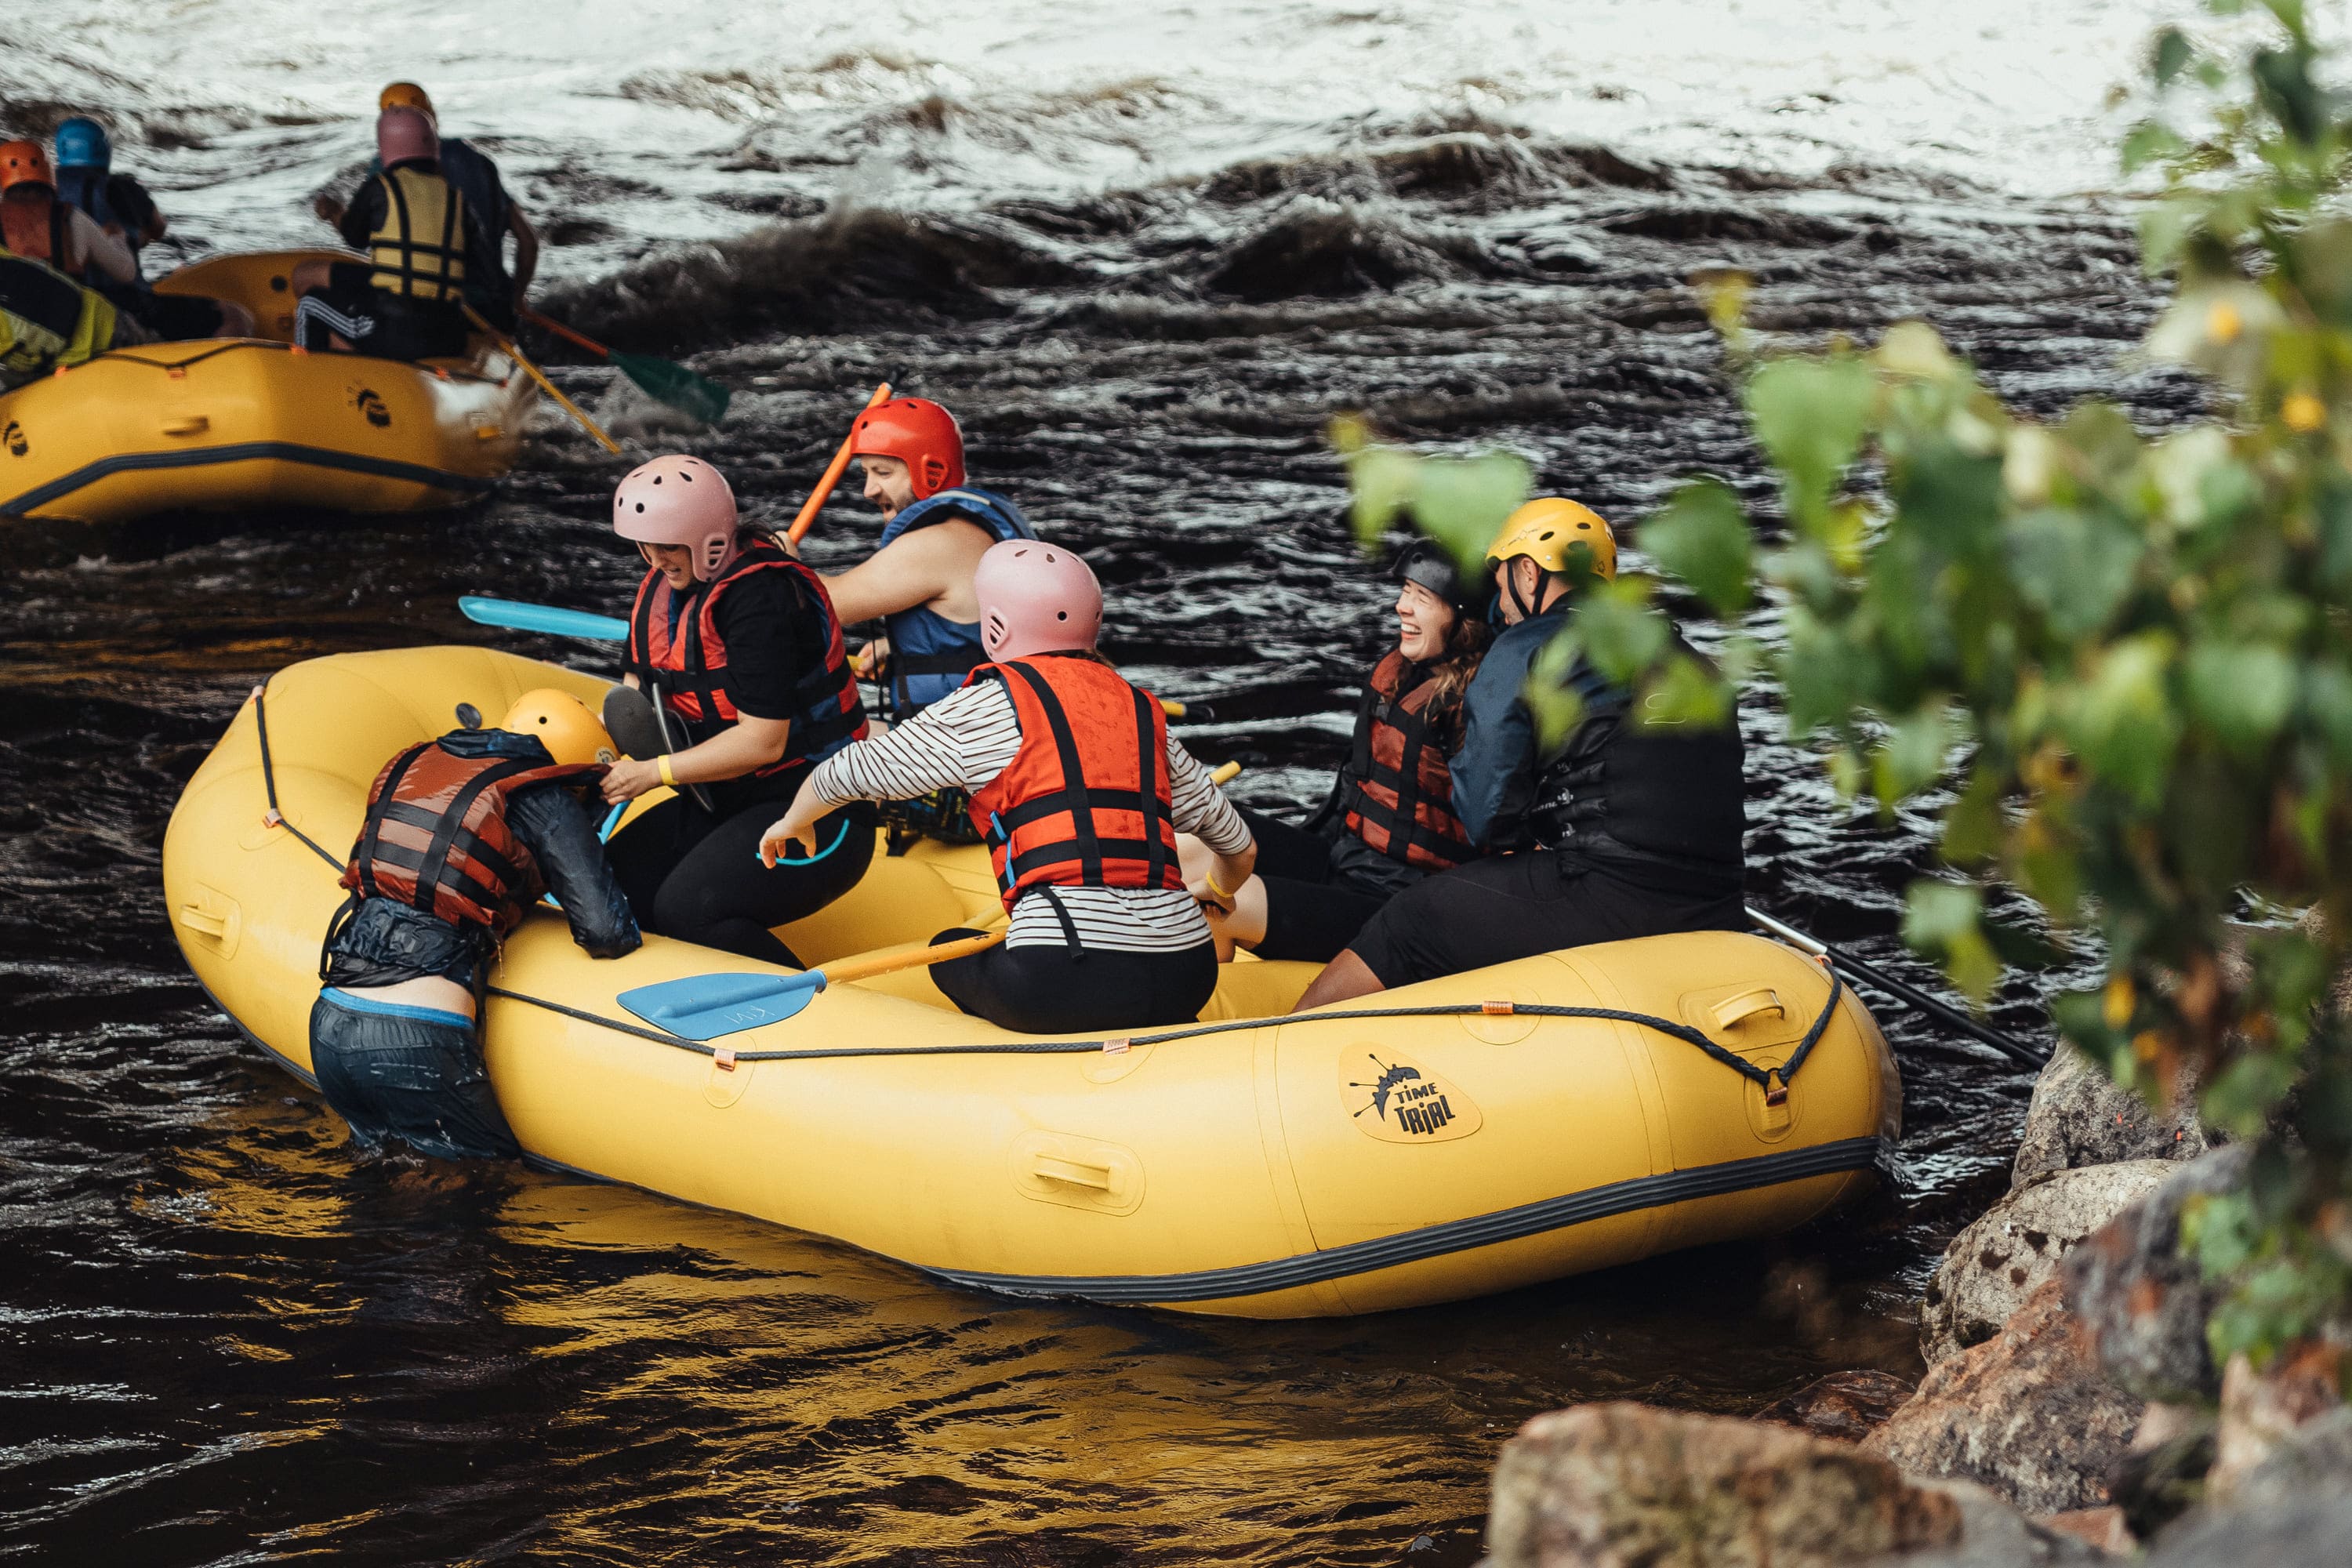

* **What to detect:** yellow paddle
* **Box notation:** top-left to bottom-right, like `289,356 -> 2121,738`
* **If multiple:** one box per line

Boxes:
789,383 -> 894,544
463,301 -> 621,456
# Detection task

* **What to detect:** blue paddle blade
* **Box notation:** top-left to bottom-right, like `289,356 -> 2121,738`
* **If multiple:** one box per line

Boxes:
617,971 -> 826,1040
460,596 -> 630,642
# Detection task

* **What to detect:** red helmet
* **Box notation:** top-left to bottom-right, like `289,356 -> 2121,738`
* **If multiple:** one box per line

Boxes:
975,539 -> 1102,660
0,140 -> 54,194
376,107 -> 438,169
612,455 -> 741,582
850,397 -> 965,501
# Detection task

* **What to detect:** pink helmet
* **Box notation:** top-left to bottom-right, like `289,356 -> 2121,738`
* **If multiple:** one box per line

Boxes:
376,107 -> 438,169
612,455 -> 741,581
974,539 -> 1102,660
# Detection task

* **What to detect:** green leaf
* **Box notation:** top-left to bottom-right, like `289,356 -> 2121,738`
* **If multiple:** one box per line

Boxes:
1746,355 -> 1876,526
2153,27 -> 2194,86
1874,702 -> 1955,805
1903,879 -> 2002,1004
1347,448 -> 1419,546
2065,633 -> 2182,807
1573,579 -> 1669,688
1524,626 -> 1587,751
1638,652 -> 1737,730
2123,119 -> 2188,172
1409,451 -> 1534,575
2185,641 -> 2296,758
1642,478 -> 1754,615
2007,506 -> 2147,641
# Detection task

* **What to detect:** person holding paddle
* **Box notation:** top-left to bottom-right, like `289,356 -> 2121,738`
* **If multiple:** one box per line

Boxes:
810,397 -> 1037,721
760,539 -> 1256,1033
597,455 -> 877,965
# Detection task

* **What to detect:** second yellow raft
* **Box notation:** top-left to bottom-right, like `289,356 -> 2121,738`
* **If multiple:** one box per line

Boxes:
2,251 -> 531,524
163,645 -> 1902,1318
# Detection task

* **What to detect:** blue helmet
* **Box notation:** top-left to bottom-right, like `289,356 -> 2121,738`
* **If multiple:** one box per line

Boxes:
53,118 -> 111,172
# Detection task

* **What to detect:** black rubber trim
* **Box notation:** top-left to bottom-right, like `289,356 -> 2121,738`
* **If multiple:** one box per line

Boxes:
928,1136 -> 1883,1305
2,439 -> 499,515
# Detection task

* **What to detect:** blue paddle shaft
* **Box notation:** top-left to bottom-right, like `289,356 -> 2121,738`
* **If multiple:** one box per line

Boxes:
461,596 -> 630,642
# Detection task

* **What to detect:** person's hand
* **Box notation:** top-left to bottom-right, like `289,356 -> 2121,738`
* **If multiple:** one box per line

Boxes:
1189,868 -> 1237,913
758,795 -> 829,868
601,757 -> 666,803
851,637 -> 891,680
311,193 -> 345,226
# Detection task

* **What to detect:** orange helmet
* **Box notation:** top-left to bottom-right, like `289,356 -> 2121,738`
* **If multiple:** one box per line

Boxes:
0,140 -> 55,195
850,396 -> 965,500
379,81 -> 437,124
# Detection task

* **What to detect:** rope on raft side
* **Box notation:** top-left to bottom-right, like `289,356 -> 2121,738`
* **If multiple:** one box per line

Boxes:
249,673 -> 1844,1091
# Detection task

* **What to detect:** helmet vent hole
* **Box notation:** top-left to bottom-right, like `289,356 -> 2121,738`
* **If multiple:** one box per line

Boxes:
1056,611 -> 1068,620
1540,531 -> 1555,540
634,502 -> 644,512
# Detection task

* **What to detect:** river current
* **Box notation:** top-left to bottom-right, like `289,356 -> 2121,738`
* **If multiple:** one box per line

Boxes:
3,3 -> 2206,1562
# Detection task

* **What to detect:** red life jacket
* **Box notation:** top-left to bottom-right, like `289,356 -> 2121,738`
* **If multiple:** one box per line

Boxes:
0,193 -> 75,279
624,535 -> 868,776
340,739 -> 596,931
1342,650 -> 1475,873
965,656 -> 1185,911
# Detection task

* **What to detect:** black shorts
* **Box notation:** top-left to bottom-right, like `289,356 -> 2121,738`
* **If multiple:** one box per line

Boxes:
1348,851 -> 1746,989
1240,807 -> 1396,966
930,927 -> 1218,1034
124,289 -> 230,341
309,987 -> 518,1160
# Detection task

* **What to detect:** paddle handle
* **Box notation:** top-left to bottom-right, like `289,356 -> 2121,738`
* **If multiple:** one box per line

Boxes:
517,304 -> 612,361
464,302 -> 622,456
787,383 -> 892,544
1210,760 -> 1242,786
815,929 -> 1005,989
459,595 -> 629,641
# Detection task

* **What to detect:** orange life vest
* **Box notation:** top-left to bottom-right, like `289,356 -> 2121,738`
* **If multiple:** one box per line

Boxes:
624,536 -> 869,776
1341,650 -> 1475,873
965,655 -> 1184,911
341,739 -> 596,931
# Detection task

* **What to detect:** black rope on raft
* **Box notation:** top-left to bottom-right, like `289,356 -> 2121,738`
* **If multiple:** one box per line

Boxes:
252,681 -> 345,870
485,967 -> 1844,1088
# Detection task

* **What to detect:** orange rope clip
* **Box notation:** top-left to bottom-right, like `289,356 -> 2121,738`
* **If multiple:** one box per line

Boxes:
1102,1036 -> 1131,1054
1481,1000 -> 1515,1016
713,1047 -> 738,1072
1764,1071 -> 1789,1107
261,809 -> 284,829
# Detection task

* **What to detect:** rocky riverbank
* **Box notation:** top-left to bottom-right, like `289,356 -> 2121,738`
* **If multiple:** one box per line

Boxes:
1474,1043 -> 2350,1565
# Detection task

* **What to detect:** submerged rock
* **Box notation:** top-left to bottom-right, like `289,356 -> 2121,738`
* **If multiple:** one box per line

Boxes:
1485,1403 -> 1963,1567
2060,1146 -> 2251,1403
1922,1161 -> 2175,1366
1755,1369 -> 1917,1443
1864,1279 -> 2141,1515
2012,1046 -> 2212,1185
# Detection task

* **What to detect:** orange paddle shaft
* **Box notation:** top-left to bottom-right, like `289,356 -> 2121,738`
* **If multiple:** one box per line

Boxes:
788,383 -> 893,543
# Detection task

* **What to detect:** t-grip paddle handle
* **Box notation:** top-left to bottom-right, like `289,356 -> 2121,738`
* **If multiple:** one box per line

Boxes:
788,383 -> 893,544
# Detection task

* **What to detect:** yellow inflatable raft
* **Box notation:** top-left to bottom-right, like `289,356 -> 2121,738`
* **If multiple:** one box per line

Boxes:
162,645 -> 1902,1318
2,252 -> 530,524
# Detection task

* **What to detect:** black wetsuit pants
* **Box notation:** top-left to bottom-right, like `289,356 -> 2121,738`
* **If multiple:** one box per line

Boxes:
929,926 -> 1218,1035
604,789 -> 877,966
309,988 -> 519,1160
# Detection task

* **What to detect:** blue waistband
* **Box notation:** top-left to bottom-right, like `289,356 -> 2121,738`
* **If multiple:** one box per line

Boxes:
320,987 -> 475,1028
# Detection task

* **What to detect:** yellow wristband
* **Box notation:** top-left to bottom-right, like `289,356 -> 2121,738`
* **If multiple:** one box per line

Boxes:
658,754 -> 677,788
1204,873 -> 1233,902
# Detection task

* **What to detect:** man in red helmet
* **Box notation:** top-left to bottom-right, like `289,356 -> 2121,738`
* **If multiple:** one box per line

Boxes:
811,396 -> 1038,720
0,140 -> 139,292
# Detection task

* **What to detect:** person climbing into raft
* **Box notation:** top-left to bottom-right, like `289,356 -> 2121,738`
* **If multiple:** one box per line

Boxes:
597,455 -> 877,964
290,107 -> 474,358
760,539 -> 1258,1033
44,117 -> 257,340
316,690 -> 641,1160
312,82 -> 539,332
1180,537 -> 1490,964
0,248 -> 148,391
810,396 -> 1037,721
1292,498 -> 1748,1011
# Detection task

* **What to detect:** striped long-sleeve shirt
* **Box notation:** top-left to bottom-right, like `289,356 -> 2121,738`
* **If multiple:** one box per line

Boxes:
800,677 -> 1251,952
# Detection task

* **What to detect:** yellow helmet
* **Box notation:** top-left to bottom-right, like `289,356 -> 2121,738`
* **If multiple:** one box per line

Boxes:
499,689 -> 618,767
1486,496 -> 1617,583
378,82 -> 436,123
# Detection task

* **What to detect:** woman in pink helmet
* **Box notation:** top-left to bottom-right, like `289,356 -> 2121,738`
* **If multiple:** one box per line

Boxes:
596,455 -> 876,964
760,539 -> 1258,1032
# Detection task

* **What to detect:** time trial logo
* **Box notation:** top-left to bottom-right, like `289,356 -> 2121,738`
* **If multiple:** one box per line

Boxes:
1339,1047 -> 1482,1144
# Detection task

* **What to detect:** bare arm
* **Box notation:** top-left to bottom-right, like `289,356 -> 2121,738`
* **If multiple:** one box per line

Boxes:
71,211 -> 136,286
507,201 -> 539,298
601,713 -> 792,802
819,519 -> 991,624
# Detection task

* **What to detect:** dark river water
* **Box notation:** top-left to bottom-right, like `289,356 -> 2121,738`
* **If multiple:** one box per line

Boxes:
0,12 -> 2202,1561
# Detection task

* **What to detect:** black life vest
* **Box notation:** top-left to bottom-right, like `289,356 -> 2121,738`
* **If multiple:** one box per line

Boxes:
367,165 -> 467,303
964,656 -> 1184,912
340,737 -> 597,932
1530,632 -> 1747,894
0,252 -> 115,382
625,536 -> 869,778
1341,650 -> 1475,873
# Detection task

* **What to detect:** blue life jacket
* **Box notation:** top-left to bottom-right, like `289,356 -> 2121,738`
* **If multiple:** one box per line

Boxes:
53,169 -> 147,287
873,486 -> 1036,715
